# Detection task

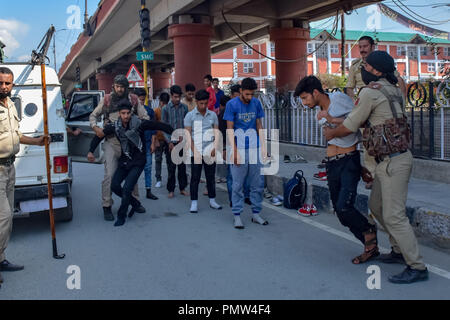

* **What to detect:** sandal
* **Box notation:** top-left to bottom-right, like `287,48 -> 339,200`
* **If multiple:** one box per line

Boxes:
352,226 -> 379,264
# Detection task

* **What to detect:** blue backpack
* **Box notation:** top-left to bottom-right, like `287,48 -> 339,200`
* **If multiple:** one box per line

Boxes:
283,170 -> 307,209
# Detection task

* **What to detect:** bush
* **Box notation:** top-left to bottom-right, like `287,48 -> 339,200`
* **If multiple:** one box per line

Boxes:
316,74 -> 347,90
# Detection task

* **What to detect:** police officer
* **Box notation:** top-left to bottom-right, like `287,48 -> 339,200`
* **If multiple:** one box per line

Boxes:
89,75 -> 149,221
324,51 -> 428,284
346,36 -> 407,190
0,67 -> 47,286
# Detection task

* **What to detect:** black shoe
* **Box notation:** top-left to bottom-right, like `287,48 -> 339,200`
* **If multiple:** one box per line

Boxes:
103,207 -> 114,221
114,218 -> 126,227
0,271 -> 3,284
388,266 -> 429,284
146,189 -> 158,200
0,260 -> 24,272
128,208 -> 136,218
135,205 -> 146,213
244,198 -> 252,205
378,249 -> 406,264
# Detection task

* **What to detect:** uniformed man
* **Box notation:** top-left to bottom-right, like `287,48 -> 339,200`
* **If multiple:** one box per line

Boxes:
0,67 -> 47,286
89,75 -> 149,221
346,36 -> 407,190
324,51 -> 428,284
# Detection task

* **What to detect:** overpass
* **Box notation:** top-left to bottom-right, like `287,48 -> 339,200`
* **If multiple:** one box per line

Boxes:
58,0 -> 380,97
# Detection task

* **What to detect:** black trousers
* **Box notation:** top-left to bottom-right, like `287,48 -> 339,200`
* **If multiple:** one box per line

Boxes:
190,157 -> 216,200
111,165 -> 144,219
166,144 -> 188,193
326,152 -> 374,244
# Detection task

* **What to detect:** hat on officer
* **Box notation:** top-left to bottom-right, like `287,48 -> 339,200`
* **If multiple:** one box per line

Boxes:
366,51 -> 395,74
114,74 -> 129,88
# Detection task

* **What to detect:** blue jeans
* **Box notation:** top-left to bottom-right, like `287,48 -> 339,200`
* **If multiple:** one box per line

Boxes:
227,165 -> 263,203
144,143 -> 153,189
230,149 -> 263,215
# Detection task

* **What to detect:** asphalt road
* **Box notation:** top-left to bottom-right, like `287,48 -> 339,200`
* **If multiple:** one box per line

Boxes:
1,162 -> 450,299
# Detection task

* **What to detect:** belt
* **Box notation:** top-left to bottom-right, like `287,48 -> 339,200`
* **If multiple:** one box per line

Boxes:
325,150 -> 358,163
375,150 -> 408,164
0,155 -> 15,166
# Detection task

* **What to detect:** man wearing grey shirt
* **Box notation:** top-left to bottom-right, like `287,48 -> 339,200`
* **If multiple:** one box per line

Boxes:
162,85 -> 189,198
294,76 -> 379,265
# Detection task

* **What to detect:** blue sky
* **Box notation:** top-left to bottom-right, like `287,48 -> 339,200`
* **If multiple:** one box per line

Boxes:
1,0 -> 449,71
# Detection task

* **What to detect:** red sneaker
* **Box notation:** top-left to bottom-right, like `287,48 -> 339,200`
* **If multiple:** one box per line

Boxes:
309,204 -> 318,216
298,204 -> 311,217
313,171 -> 327,181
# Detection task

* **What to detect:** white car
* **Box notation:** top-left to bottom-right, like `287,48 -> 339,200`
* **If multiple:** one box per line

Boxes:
3,63 -> 104,222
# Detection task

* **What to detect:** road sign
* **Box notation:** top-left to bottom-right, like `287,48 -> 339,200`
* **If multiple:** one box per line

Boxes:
136,51 -> 154,61
126,64 -> 143,82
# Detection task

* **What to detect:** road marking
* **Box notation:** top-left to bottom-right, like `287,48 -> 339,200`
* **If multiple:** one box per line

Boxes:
216,184 -> 450,280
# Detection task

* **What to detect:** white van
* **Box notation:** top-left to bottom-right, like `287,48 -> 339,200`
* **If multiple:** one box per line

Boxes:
2,63 -> 104,222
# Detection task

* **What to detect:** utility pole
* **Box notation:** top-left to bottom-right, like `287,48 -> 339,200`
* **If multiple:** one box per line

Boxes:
340,11 -> 346,77
53,27 -> 57,70
85,0 -> 89,25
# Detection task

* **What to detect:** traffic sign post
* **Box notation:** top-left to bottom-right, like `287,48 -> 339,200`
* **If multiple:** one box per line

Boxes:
126,64 -> 144,83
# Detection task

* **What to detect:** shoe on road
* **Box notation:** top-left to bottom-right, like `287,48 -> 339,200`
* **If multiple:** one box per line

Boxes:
234,216 -> 245,229
388,266 -> 429,284
0,260 -> 24,272
378,249 -> 406,264
135,205 -> 146,214
103,207 -> 114,221
146,189 -> 159,200
155,181 -> 162,188
190,201 -> 198,213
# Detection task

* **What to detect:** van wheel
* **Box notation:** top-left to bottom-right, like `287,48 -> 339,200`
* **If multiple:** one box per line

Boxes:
54,196 -> 73,222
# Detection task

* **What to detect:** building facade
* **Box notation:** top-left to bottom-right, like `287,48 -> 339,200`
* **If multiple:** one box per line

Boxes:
211,29 -> 450,90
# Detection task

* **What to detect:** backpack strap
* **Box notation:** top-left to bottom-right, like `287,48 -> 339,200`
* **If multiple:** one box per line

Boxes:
377,86 -> 406,119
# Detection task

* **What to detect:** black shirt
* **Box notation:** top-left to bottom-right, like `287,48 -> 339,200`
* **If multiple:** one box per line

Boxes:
90,120 -> 173,169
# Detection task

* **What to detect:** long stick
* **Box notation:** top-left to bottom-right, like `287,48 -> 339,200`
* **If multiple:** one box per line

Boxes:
39,62 -> 65,259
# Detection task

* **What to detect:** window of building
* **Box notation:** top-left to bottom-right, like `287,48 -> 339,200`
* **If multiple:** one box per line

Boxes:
270,42 -> 275,55
407,46 -> 417,59
243,45 -> 253,55
427,63 -> 436,73
396,46 -> 406,56
330,44 -> 339,54
307,43 -> 314,54
243,62 -> 254,73
444,47 -> 450,56
315,43 -> 328,58
420,46 -> 430,56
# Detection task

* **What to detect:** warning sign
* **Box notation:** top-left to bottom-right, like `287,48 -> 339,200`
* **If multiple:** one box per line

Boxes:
126,64 -> 143,83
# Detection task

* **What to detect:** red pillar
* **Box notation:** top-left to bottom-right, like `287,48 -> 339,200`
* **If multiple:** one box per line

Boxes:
151,71 -> 171,96
168,23 -> 214,91
96,72 -> 115,94
270,28 -> 310,91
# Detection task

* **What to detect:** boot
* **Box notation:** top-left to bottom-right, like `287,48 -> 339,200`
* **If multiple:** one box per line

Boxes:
146,189 -> 158,200
103,207 -> 114,221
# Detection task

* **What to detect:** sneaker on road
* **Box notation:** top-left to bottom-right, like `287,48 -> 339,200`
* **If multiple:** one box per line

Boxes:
270,196 -> 282,206
298,204 -> 311,216
190,201 -> 198,213
234,215 -> 244,229
309,204 -> 318,216
388,266 -> 428,284
209,199 -> 222,210
313,171 -> 327,181
155,181 -> 162,188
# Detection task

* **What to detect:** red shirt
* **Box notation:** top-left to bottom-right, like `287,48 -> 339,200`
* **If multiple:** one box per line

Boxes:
206,87 -> 217,112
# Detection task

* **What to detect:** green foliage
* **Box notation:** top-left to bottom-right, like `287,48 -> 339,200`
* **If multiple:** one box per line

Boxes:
316,73 -> 347,90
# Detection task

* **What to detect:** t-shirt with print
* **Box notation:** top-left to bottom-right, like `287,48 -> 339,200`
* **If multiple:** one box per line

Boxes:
223,96 -> 265,149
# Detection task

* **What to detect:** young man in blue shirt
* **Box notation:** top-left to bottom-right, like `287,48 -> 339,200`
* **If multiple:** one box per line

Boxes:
223,77 -> 268,229
135,88 -> 158,200
213,78 -> 224,113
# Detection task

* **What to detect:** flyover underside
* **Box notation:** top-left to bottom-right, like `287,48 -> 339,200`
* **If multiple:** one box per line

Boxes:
59,0 -> 379,96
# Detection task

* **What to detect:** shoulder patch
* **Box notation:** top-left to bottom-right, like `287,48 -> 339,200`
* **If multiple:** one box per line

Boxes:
355,98 -> 360,105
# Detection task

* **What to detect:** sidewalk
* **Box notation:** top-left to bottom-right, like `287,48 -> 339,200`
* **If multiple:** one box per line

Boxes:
261,159 -> 450,249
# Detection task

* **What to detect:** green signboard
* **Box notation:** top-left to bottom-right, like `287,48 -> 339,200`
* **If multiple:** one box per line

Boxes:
136,51 -> 154,61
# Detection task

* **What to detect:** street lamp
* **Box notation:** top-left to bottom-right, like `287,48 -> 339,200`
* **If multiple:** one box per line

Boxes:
52,27 -> 69,71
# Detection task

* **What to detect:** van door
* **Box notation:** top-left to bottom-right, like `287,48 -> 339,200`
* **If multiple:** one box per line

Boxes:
66,91 -> 104,163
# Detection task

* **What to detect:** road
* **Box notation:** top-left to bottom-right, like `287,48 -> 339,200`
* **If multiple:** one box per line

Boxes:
1,162 -> 450,299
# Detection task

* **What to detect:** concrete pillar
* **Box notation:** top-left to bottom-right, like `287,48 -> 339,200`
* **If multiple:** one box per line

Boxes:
151,71 -> 171,97
270,25 -> 309,91
96,71 -> 114,94
168,18 -> 214,91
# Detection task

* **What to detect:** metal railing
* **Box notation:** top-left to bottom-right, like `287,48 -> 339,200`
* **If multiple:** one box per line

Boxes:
258,79 -> 450,161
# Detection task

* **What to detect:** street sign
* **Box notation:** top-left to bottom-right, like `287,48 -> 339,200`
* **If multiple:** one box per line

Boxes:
136,51 -> 154,61
126,64 -> 143,83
